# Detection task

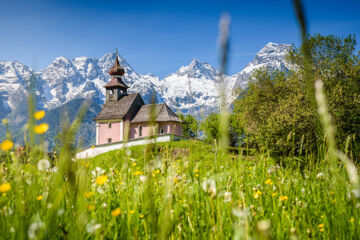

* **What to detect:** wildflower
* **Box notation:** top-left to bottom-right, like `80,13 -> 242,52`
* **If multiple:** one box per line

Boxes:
2,118 -> 8,125
91,146 -> 95,149
140,214 -> 144,218
34,110 -> 45,120
28,221 -> 45,239
272,192 -> 277,197
0,183 -> 11,193
36,195 -> 43,201
85,162 -> 90,168
132,163 -> 137,167
111,208 -> 121,217
133,171 -> 143,176
96,175 -> 108,185
279,195 -> 288,201
86,220 -> 101,234
195,173 -> 199,177
153,169 -> 160,174
202,179 -> 217,197
37,159 -> 50,171
316,172 -> 324,179
232,207 -> 250,219
265,179 -> 273,185
84,191 -> 95,199
57,209 -> 64,216
350,217 -> 355,222
87,204 -> 95,211
317,224 -> 324,228
257,219 -> 271,232
224,191 -> 232,203
254,191 -> 262,199
34,123 -> 49,134
1,139 -> 13,151
194,169 -> 199,173
319,228 -> 325,232
139,175 -> 148,183
129,210 -> 135,214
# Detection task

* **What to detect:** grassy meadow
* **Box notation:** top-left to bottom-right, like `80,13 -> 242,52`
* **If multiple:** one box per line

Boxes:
1,138 -> 359,239
1,1 -> 360,239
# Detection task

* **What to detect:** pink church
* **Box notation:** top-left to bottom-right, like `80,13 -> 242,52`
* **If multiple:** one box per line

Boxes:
94,51 -> 183,145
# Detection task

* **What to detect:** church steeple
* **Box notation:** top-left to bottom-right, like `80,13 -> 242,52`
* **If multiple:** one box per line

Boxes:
104,50 -> 129,103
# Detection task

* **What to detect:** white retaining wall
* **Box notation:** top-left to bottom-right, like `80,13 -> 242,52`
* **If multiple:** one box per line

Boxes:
76,135 -> 175,159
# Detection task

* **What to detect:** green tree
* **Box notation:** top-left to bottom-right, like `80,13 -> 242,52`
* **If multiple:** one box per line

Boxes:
233,34 -> 360,158
178,113 -> 199,138
200,112 -> 241,147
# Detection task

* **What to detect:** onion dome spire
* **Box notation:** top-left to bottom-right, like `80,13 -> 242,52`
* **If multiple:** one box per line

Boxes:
104,49 -> 129,90
108,49 -> 125,76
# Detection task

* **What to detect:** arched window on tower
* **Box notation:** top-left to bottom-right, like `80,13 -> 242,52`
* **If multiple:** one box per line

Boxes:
139,126 -> 142,137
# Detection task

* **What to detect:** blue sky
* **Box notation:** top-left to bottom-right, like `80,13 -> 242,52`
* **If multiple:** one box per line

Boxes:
0,0 -> 359,78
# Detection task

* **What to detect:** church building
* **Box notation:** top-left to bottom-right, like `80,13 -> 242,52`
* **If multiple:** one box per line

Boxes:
94,51 -> 183,145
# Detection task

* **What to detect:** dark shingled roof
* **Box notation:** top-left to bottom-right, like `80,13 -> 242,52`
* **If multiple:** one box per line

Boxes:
94,93 -> 143,120
104,77 -> 129,89
131,103 -> 182,123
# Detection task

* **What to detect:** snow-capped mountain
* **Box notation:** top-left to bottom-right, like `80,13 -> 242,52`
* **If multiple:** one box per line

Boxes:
40,53 -> 162,109
229,42 -> 291,91
0,42 -> 290,147
160,59 -> 221,117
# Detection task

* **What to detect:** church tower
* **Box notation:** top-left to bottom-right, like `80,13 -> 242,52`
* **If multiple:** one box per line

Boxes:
104,50 -> 129,103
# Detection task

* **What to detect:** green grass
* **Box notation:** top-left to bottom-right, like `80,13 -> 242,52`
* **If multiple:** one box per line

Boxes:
1,140 -> 359,239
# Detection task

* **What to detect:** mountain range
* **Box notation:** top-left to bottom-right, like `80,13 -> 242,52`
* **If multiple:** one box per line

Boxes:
0,42 -> 290,148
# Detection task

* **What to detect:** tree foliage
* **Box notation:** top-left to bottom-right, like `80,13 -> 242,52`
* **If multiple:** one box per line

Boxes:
234,34 -> 360,158
178,113 -> 199,138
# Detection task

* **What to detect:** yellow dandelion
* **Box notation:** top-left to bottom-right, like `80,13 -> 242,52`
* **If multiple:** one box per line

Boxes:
0,183 -> 11,193
34,110 -> 45,120
129,210 -> 135,214
91,146 -> 95,149
319,228 -> 325,232
2,118 -> 8,125
84,191 -> 95,199
279,195 -> 288,201
194,169 -> 199,173
96,175 -> 108,185
2,193 -> 6,197
85,162 -> 90,168
133,171 -> 143,176
153,169 -> 160,174
272,192 -> 277,197
120,182 -> 125,185
318,224 -> 324,228
87,204 -> 95,211
139,214 -> 144,218
36,195 -> 43,201
254,191 -> 262,199
195,173 -> 199,177
34,123 -> 49,134
132,163 -> 137,167
350,218 -> 355,223
111,208 -> 121,217
173,177 -> 178,183
265,179 -> 273,185
1,139 -> 13,151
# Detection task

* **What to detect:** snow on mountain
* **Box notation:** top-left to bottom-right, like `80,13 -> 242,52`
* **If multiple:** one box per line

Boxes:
229,42 -> 291,93
159,59 -> 221,116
